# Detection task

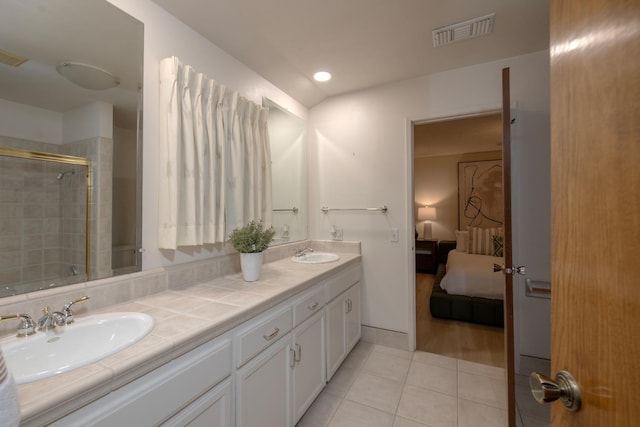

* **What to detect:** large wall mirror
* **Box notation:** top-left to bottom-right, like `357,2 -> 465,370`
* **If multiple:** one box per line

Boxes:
263,98 -> 307,245
0,0 -> 143,297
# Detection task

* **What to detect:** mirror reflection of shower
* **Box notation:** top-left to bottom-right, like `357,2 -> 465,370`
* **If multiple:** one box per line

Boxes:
56,169 -> 76,180
0,148 -> 91,297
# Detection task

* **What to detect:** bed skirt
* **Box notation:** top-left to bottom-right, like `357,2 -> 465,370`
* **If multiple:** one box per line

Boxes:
430,263 -> 504,327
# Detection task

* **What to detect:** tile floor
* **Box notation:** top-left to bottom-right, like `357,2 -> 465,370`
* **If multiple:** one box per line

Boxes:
296,341 -> 513,427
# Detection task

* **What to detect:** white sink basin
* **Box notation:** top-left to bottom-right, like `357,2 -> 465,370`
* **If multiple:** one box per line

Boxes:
292,252 -> 340,264
0,312 -> 154,384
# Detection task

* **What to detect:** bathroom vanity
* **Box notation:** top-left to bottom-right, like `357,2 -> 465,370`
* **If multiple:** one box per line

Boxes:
10,252 -> 361,427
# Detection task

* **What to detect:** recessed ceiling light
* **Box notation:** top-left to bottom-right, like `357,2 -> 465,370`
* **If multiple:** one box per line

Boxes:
313,71 -> 331,82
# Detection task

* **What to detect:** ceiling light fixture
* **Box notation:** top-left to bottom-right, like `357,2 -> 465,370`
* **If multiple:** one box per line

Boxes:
56,61 -> 120,90
313,71 -> 332,82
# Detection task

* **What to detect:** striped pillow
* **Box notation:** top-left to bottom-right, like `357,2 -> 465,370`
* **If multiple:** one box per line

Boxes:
467,227 -> 503,255
455,230 -> 469,252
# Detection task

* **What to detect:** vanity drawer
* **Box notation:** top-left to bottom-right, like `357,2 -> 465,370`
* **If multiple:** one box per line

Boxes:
325,263 -> 361,302
234,305 -> 292,368
51,337 -> 231,427
292,285 -> 325,327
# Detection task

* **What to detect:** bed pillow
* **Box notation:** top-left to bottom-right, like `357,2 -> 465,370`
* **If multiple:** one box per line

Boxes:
455,230 -> 469,252
492,235 -> 504,257
467,226 -> 503,255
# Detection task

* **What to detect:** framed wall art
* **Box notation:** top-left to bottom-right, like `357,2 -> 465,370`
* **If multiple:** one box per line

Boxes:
458,160 -> 504,229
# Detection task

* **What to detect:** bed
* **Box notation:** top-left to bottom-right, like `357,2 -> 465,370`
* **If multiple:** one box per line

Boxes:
429,240 -> 505,327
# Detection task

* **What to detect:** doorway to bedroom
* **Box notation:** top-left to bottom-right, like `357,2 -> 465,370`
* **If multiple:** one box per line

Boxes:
413,111 -> 506,369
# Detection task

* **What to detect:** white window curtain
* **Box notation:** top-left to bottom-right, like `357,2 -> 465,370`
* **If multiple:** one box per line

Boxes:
158,57 -> 272,249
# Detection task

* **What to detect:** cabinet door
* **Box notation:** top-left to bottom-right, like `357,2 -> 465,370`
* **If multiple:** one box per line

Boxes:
292,309 -> 326,424
161,378 -> 232,427
345,282 -> 361,352
326,294 -> 347,380
235,333 -> 292,427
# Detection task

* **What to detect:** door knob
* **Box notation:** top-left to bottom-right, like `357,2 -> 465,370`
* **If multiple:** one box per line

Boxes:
530,371 -> 581,412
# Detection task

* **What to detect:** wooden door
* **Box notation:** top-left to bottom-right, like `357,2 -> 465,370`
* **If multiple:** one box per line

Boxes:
550,0 -> 640,425
501,67 -> 516,427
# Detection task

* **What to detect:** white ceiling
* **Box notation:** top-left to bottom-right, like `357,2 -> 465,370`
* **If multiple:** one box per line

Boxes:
152,0 -> 550,108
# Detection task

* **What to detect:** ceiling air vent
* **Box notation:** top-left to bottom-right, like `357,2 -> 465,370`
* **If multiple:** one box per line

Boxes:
0,48 -> 28,67
432,13 -> 495,48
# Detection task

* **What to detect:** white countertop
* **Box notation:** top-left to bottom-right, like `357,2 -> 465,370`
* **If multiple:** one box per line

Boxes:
16,253 -> 361,426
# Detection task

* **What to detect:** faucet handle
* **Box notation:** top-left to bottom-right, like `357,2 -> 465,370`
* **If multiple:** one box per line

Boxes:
0,313 -> 37,337
295,247 -> 314,257
62,296 -> 90,324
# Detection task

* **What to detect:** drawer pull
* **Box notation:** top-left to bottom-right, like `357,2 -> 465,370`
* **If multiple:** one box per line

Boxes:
308,301 -> 319,310
263,328 -> 280,341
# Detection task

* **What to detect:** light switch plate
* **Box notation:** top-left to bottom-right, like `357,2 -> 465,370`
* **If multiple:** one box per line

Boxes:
390,228 -> 399,242
332,227 -> 343,241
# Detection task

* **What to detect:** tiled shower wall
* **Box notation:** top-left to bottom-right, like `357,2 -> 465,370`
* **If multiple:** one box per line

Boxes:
1,137 -> 65,295
0,135 -> 111,296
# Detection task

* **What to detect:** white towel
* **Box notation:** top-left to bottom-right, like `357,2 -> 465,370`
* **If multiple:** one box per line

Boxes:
0,349 -> 20,427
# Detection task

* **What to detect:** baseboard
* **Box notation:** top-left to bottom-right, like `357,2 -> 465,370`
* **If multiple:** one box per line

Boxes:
361,325 -> 410,351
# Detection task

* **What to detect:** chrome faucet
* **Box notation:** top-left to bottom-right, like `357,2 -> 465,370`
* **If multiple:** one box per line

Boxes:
37,295 -> 90,330
295,247 -> 314,257
0,313 -> 36,337
37,307 -> 66,331
62,296 -> 90,324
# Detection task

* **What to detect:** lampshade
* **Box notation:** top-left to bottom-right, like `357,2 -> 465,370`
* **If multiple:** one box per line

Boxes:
56,61 -> 120,90
417,207 -> 437,221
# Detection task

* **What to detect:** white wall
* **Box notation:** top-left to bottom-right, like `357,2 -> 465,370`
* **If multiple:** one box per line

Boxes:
308,50 -> 551,349
0,99 -> 62,143
0,99 -> 113,144
63,101 -> 113,142
106,0 -> 307,269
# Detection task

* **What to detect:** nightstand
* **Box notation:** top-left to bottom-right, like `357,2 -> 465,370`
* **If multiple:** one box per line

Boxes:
415,239 -> 438,274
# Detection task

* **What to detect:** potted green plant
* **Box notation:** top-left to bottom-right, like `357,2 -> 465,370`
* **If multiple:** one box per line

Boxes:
228,219 -> 275,281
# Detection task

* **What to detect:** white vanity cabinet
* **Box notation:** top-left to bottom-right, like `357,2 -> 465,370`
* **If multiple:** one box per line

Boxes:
45,259 -> 361,427
233,263 -> 361,426
233,304 -> 294,427
51,337 -> 232,427
291,289 -> 326,424
235,331 -> 293,427
344,282 -> 362,355
234,283 -> 327,427
162,378 -> 232,426
325,263 -> 362,380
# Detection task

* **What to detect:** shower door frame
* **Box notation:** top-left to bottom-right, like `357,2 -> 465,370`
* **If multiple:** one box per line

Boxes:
0,146 -> 93,279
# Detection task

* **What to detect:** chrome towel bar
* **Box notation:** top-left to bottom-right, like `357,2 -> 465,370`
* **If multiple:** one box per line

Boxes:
321,205 -> 388,213
273,206 -> 299,214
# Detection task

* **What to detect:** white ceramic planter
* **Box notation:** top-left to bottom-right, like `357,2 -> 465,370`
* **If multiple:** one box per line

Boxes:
240,252 -> 263,282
